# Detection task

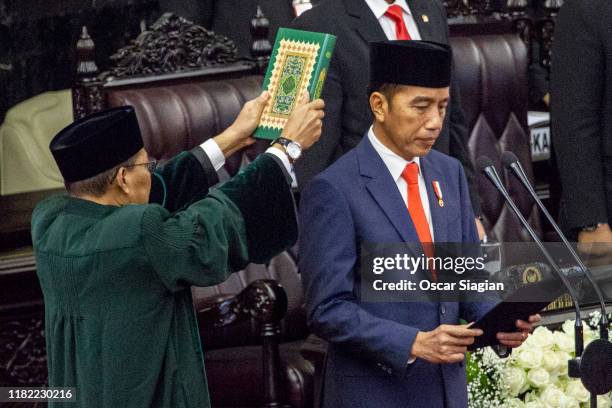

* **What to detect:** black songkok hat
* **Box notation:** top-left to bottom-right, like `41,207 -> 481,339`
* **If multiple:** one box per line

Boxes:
50,106 -> 144,182
369,40 -> 452,88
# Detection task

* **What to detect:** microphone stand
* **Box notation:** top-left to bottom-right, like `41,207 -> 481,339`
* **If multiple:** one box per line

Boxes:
502,151 -> 609,341
502,152 -> 611,407
477,156 -> 587,389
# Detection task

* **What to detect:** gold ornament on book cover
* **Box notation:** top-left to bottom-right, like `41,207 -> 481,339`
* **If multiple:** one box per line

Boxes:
260,39 -> 320,131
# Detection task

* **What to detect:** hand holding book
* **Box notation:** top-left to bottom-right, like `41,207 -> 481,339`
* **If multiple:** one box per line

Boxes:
278,92 -> 325,151
215,91 -> 271,157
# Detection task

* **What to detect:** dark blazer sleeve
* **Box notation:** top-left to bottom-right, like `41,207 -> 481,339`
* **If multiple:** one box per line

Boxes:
299,177 -> 418,377
448,77 -> 481,216
551,0 -> 607,231
291,14 -> 344,190
454,161 -> 496,321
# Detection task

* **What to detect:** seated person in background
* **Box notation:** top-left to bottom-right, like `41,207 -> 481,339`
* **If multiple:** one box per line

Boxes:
551,0 -> 612,253
299,40 -> 539,408
32,92 -> 324,408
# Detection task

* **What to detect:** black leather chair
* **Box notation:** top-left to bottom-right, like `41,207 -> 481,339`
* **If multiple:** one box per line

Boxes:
450,34 -> 542,243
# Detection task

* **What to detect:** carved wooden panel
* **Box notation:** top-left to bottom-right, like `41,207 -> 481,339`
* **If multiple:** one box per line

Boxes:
0,316 -> 47,387
104,13 -> 239,80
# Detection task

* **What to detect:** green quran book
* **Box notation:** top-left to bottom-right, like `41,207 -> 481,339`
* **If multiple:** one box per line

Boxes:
254,27 -> 336,140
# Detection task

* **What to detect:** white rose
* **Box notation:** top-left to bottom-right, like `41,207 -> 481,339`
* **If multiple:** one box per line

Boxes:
565,380 -> 590,403
504,366 -> 528,397
558,394 -> 580,408
540,385 -> 564,407
562,319 -> 576,335
527,367 -> 550,388
526,326 -> 554,350
501,398 -> 526,408
516,347 -> 544,369
597,394 -> 612,408
524,401 -> 545,408
553,331 -> 575,353
556,351 -> 571,376
561,319 -> 594,344
541,349 -> 562,373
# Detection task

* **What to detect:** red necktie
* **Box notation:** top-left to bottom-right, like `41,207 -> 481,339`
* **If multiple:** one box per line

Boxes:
401,162 -> 436,280
385,4 -> 411,40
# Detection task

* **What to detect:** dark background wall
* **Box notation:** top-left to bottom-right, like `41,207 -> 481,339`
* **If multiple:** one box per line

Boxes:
0,0 -> 549,123
0,0 -> 162,122
0,0 -> 299,123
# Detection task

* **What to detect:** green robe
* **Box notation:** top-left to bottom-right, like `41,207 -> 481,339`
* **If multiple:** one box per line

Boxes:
31,151 -> 297,407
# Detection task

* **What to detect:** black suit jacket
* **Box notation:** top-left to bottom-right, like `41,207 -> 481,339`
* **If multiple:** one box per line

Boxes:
291,0 -> 480,215
158,0 -> 295,58
551,0 -> 612,232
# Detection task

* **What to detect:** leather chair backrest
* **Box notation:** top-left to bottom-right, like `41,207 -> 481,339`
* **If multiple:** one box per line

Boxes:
450,34 -> 541,242
106,75 -> 267,176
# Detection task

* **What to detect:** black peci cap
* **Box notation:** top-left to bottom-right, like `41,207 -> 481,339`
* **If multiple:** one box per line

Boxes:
369,40 -> 452,88
50,106 -> 144,183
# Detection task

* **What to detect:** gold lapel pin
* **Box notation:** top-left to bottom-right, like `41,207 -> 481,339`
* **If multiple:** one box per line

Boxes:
422,14 -> 429,23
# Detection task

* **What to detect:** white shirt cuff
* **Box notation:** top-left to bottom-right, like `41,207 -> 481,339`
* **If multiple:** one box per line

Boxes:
200,139 -> 225,171
266,147 -> 296,185
407,356 -> 416,365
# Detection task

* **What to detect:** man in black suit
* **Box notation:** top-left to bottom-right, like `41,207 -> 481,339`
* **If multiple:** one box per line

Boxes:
291,0 -> 484,237
551,0 -> 612,248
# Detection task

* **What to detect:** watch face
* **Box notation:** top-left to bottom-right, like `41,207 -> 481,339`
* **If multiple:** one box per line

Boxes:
287,143 -> 302,160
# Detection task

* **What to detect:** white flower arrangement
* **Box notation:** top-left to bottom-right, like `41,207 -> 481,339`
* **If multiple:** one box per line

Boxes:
467,312 -> 612,407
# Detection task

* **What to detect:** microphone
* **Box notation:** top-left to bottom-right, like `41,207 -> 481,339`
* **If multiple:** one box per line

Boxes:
476,156 -> 584,354
501,150 -> 609,341
580,339 -> 612,395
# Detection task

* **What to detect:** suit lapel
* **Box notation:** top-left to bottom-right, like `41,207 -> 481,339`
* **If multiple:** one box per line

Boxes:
406,0 -> 436,41
420,154 -> 448,243
344,0 -> 387,45
357,136 -> 419,243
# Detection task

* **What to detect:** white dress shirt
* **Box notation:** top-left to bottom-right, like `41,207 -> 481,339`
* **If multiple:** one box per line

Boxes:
199,139 -> 293,176
367,127 -> 434,241
363,0 -> 422,40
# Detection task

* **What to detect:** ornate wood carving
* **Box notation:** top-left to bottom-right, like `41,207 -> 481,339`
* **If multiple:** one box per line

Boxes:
72,26 -> 104,119
444,0 -> 491,18
0,317 -> 47,387
506,0 -> 533,59
536,0 -> 563,69
250,6 -> 272,75
104,13 -> 239,80
198,279 -> 288,328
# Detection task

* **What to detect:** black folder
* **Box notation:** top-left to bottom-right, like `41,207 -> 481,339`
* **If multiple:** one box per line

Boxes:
468,278 -> 567,350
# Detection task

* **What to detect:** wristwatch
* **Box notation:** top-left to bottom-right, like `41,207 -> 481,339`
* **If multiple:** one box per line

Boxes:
273,137 -> 302,162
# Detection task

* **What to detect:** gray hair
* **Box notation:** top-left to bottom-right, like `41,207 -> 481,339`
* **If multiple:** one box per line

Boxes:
65,154 -> 138,197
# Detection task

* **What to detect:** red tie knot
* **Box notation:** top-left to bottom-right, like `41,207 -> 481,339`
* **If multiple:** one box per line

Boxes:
401,162 -> 420,185
385,4 -> 404,22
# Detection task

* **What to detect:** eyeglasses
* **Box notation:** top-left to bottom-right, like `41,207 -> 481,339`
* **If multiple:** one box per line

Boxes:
110,159 -> 157,184
125,159 -> 157,173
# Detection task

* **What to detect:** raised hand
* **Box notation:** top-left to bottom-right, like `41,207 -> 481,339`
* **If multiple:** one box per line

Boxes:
280,92 -> 325,151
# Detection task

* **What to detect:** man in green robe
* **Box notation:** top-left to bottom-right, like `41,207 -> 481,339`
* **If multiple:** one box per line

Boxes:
32,92 -> 324,407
